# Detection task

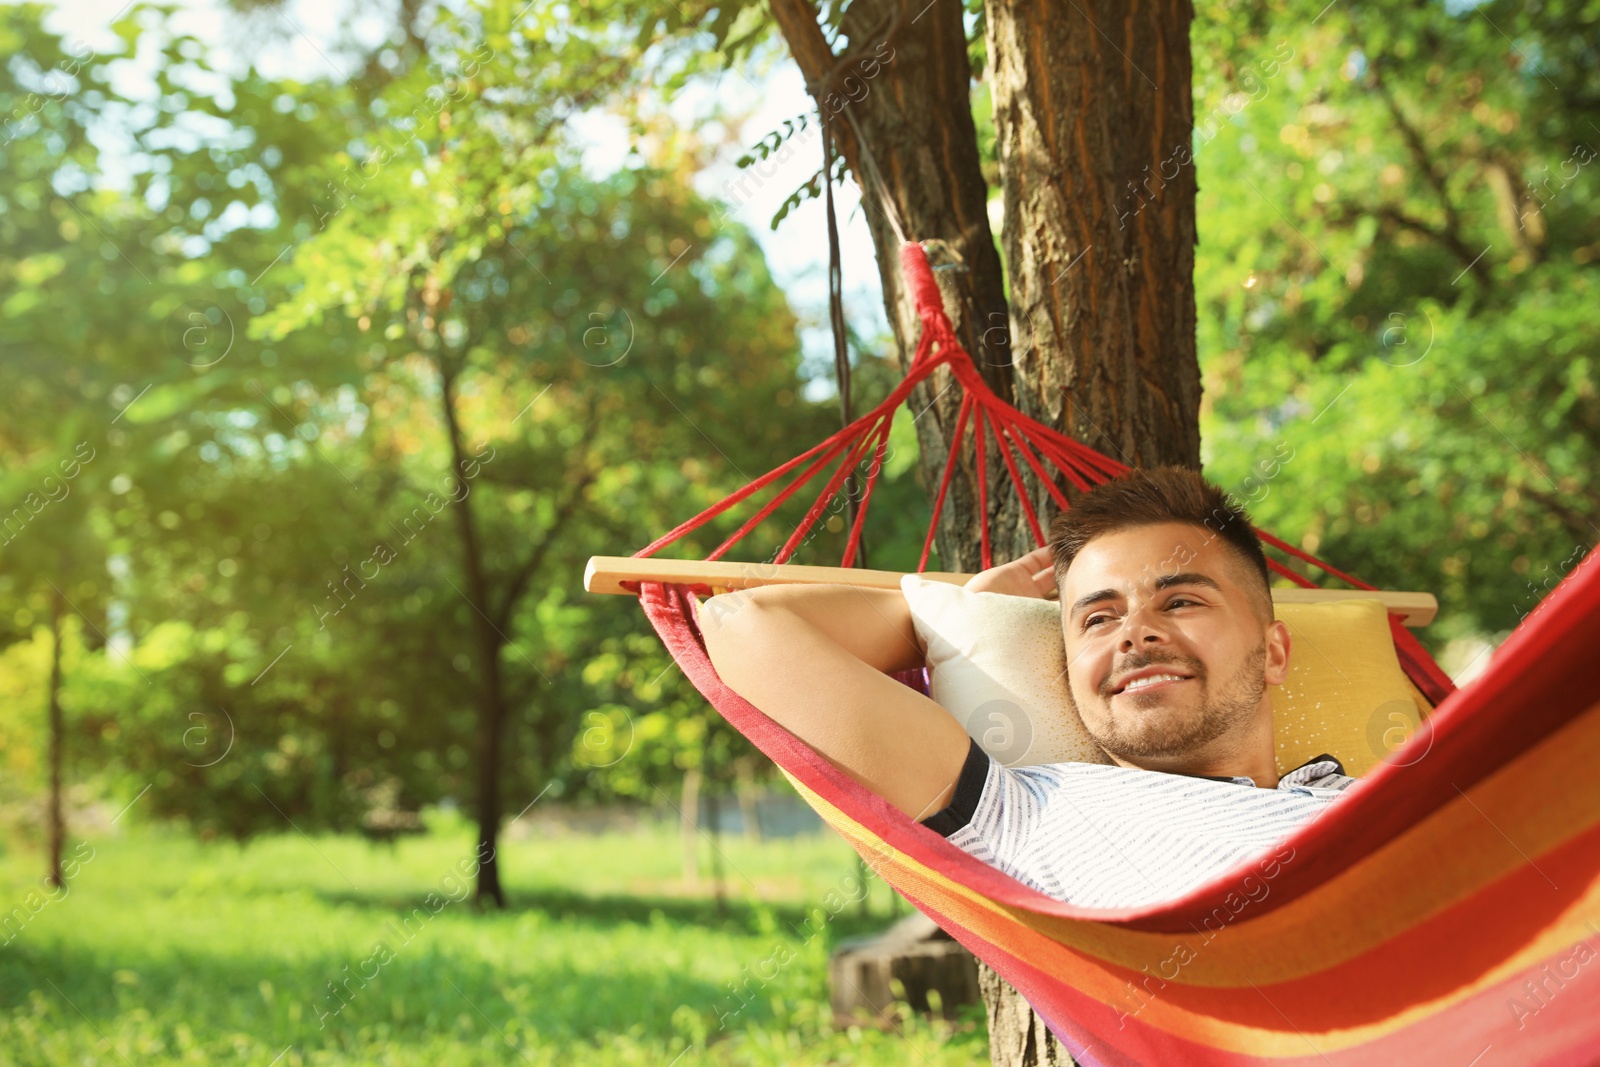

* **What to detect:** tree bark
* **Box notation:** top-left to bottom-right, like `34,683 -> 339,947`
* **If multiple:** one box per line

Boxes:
979,959 -> 1077,1066
768,1 -> 1201,1061
46,587 -> 65,889
987,0 -> 1201,478
980,3 -> 1200,1060
437,362 -> 510,907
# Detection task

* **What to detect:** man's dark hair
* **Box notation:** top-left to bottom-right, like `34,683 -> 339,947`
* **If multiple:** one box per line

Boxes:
1048,466 -> 1274,622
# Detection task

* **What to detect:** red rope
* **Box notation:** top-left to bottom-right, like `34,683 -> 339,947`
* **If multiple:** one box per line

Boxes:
1033,422 -> 1128,483
1000,418 -> 1072,513
776,413 -> 888,564
706,430 -> 858,561
1266,557 -> 1321,589
1028,433 -> 1097,494
901,243 -> 947,324
918,392 -> 972,572
975,405 -> 992,570
633,238 -> 1454,702
991,407 -> 1047,547
842,419 -> 892,568
634,424 -> 855,559
1390,616 -> 1457,703
638,335 -> 941,561
1256,529 -> 1376,591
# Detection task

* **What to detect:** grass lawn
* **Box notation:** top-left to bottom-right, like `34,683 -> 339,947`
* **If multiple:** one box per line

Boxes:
0,814 -> 989,1065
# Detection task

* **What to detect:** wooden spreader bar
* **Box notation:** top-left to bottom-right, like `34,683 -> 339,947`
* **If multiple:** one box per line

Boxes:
583,556 -> 1438,626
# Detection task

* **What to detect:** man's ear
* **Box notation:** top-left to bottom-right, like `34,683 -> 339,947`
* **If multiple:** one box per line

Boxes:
1263,620 -> 1291,686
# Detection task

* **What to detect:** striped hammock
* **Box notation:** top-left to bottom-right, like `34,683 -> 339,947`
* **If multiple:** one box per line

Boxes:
612,242 -> 1600,1065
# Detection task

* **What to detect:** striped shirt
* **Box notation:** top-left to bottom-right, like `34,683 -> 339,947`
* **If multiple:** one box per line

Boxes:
922,738 -> 1357,909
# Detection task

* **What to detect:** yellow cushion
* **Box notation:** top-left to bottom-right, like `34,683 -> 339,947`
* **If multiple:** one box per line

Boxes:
1271,599 -> 1430,777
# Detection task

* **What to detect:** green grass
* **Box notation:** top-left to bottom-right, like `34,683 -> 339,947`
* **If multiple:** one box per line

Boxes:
0,815 -> 988,1065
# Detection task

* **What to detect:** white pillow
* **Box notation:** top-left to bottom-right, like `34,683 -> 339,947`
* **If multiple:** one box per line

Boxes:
901,574 -> 1113,768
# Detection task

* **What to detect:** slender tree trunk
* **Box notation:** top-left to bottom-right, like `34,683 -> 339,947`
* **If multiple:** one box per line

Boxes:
706,787 -> 727,914
680,765 -> 702,887
46,588 -> 65,890
771,1 -> 1201,1061
735,756 -> 762,842
437,363 -> 510,907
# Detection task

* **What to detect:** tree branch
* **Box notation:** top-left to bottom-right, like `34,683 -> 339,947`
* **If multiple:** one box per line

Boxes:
1519,483 -> 1600,544
489,399 -> 604,633
1478,153 -> 1545,262
1369,67 -> 1493,288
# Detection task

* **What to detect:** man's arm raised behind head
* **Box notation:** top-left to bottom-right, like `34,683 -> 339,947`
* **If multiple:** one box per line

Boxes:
699,584 -> 972,823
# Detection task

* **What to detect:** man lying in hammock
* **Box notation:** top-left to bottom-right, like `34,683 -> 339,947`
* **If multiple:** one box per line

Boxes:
701,466 -> 1355,908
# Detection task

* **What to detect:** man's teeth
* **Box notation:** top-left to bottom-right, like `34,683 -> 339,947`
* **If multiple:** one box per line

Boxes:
1122,673 -> 1186,693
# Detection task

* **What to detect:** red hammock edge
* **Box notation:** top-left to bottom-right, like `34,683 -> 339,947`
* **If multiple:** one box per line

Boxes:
640,537 -> 1600,934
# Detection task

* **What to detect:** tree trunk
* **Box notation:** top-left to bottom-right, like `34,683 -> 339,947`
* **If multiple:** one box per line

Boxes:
735,755 -> 762,842
46,587 -> 65,890
705,787 -> 727,913
769,1 -> 1201,1061
987,0 -> 1201,476
437,363 -> 510,907
680,765 -> 702,887
979,960 -> 1077,1066
979,4 -> 1199,1056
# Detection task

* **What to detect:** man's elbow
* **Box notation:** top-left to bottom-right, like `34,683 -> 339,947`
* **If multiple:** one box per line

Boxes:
700,590 -> 793,695
700,590 -> 771,660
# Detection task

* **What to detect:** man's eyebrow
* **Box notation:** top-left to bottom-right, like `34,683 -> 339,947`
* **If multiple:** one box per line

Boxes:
1153,571 -> 1224,594
1068,589 -> 1120,619
1068,572 -> 1223,618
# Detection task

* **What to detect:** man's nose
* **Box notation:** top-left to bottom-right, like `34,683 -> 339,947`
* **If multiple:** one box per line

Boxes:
1117,602 -> 1171,651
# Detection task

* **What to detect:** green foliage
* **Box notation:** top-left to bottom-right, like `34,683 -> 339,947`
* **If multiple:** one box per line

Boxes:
1188,0 -> 1599,651
731,112 -> 851,230
0,0 -> 942,848
0,0 -> 1590,1052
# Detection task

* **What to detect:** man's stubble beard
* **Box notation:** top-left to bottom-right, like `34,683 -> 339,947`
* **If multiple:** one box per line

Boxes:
1067,643 -> 1268,762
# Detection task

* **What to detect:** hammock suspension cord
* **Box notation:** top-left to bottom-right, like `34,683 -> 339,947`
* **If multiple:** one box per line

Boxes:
633,242 -> 1456,704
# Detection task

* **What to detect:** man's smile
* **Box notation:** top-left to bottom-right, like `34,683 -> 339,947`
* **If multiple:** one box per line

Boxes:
1108,664 -> 1198,696
1115,673 -> 1192,696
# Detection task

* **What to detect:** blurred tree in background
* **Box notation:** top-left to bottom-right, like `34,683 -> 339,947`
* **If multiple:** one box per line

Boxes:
0,1 -> 927,898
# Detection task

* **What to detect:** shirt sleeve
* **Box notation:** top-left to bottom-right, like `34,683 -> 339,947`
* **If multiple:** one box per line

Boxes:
920,737 -> 1054,845
920,737 -> 1061,895
920,736 -> 991,837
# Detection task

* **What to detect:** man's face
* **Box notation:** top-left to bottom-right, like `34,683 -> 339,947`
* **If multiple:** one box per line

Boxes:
1057,522 -> 1289,765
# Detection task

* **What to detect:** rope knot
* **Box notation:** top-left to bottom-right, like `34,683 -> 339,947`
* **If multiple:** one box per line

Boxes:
899,242 -> 949,327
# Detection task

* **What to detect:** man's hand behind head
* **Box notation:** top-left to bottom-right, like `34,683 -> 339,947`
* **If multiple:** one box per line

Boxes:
964,545 -> 1059,600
